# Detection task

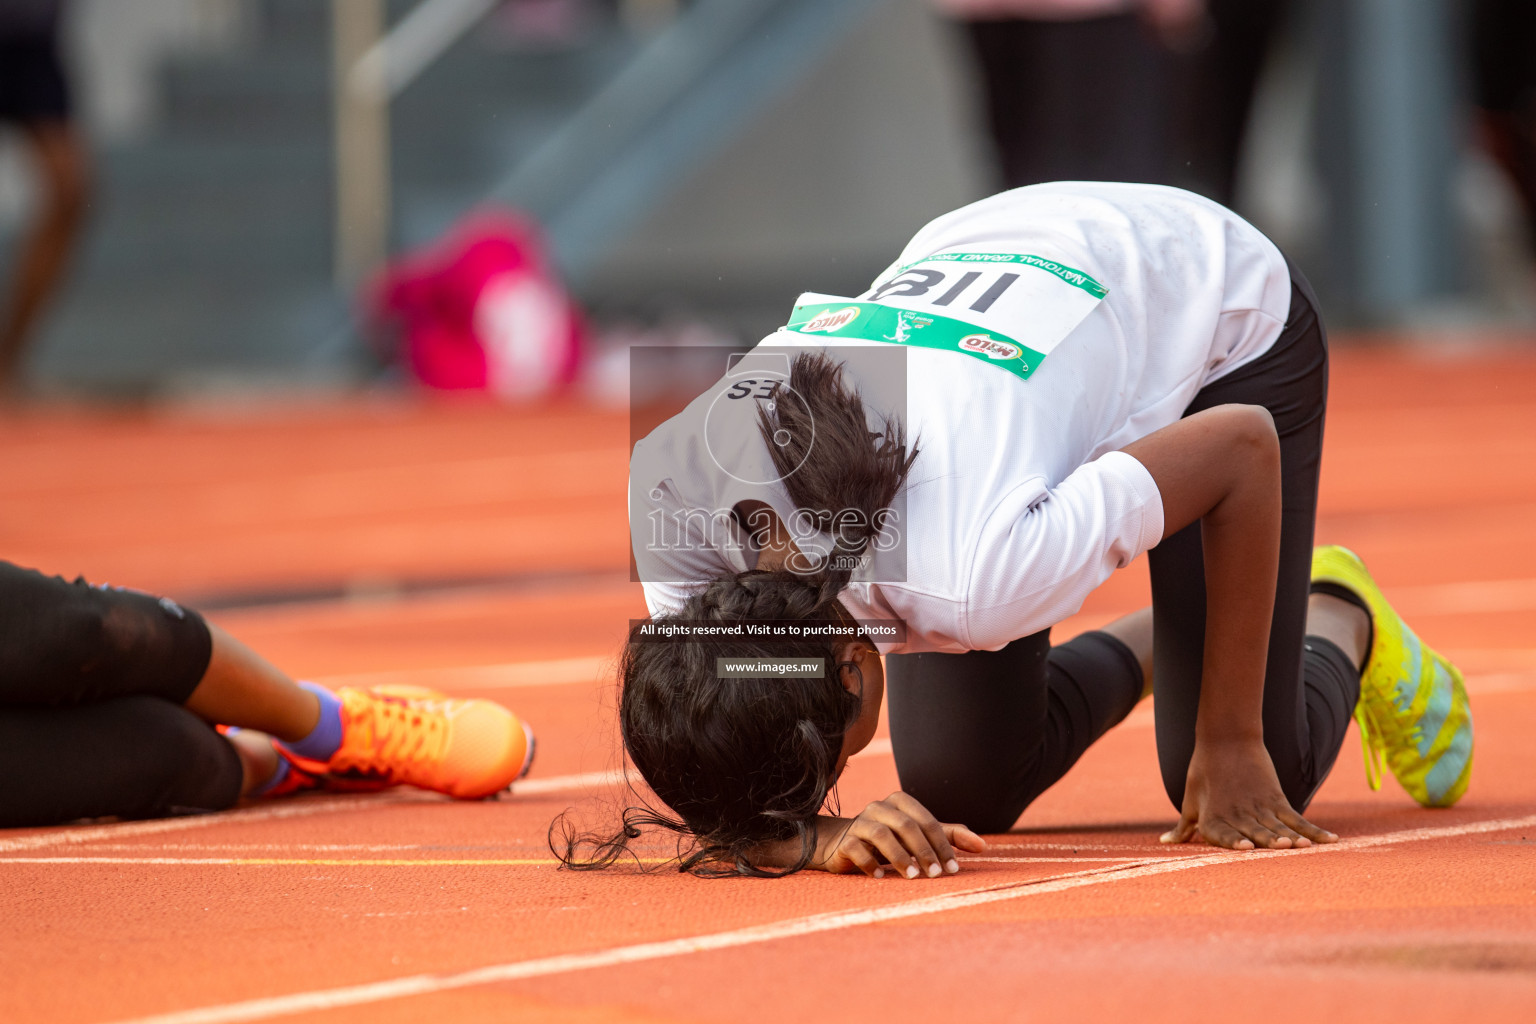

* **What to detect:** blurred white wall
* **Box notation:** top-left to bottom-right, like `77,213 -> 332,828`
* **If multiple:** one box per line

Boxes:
73,0 -> 256,141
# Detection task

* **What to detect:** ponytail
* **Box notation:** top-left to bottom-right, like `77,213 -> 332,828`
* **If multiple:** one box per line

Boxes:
755,351 -> 917,592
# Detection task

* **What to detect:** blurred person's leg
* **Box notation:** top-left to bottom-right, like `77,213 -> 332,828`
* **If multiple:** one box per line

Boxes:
0,17 -> 88,394
0,118 -> 88,391
1166,0 -> 1291,206
1471,0 -> 1536,248
960,13 -> 1172,188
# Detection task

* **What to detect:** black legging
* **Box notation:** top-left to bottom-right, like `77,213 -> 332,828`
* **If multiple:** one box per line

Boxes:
959,3 -> 1292,205
884,261 -> 1360,833
962,14 -> 1170,190
0,564 -> 242,827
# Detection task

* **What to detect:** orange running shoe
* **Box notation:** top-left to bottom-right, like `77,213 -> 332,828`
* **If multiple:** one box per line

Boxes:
318,686 -> 534,799
365,684 -> 536,784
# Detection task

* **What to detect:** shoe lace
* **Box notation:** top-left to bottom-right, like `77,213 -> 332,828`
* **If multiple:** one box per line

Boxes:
1355,705 -> 1384,792
344,694 -> 448,781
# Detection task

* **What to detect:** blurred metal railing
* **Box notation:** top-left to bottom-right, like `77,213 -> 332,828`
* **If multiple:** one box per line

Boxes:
489,0 -> 883,284
332,0 -> 884,290
334,0 -> 499,288
353,0 -> 501,98
333,0 -> 388,289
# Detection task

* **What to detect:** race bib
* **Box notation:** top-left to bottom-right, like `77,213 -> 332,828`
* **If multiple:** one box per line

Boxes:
783,251 -> 1107,381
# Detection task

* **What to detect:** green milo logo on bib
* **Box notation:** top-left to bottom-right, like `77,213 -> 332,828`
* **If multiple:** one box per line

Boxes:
785,302 -> 1045,381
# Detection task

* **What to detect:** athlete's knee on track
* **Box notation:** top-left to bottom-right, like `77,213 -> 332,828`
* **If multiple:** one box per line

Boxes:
32,594 -> 157,699
61,586 -> 211,704
897,754 -> 1033,835
96,598 -> 178,670
0,592 -> 125,705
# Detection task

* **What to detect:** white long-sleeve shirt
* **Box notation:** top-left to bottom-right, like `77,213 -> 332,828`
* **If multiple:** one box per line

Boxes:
630,182 -> 1290,653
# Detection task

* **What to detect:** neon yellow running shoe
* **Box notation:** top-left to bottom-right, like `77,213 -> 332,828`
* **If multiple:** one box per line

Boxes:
1311,545 -> 1473,807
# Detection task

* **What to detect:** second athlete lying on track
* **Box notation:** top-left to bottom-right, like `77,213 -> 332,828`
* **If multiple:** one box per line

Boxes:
572,181 -> 1475,877
0,562 -> 535,827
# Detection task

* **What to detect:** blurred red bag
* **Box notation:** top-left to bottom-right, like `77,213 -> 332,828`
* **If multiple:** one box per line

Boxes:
367,209 -> 584,398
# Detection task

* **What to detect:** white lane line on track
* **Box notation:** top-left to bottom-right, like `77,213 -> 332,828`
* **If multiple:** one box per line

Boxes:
0,857 -> 575,867
0,855 -> 1150,867
1064,672 -> 1531,737
514,769 -> 625,795
908,856 -> 1146,864
1463,672 -> 1536,695
1391,577 -> 1536,616
101,813 -> 1536,1024
65,843 -> 430,852
315,655 -> 611,691
307,653 -> 1536,701
0,768 -> 636,856
11,672 -> 1528,859
983,842 -> 1193,855
0,795 -> 419,853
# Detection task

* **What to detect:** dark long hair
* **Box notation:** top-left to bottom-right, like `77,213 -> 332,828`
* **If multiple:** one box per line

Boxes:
553,351 -> 917,876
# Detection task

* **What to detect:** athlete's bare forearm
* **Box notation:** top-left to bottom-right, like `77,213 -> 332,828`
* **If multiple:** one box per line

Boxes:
1189,407 -> 1279,745
1119,403 -> 1279,742
1119,406 -> 1331,849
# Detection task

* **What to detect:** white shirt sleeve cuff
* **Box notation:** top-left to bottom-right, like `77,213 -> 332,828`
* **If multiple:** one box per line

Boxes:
1098,449 -> 1165,559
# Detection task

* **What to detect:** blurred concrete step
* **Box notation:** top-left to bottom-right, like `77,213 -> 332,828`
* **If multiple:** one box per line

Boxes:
73,176 -> 329,276
34,277 -> 348,385
101,136 -> 330,185
159,51 -> 330,129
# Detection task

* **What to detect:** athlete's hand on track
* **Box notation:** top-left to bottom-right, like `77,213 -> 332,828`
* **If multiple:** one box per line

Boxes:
1163,738 -> 1338,850
815,792 -> 987,878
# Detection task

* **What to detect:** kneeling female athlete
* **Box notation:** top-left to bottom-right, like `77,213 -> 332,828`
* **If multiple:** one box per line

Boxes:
577,182 -> 1473,878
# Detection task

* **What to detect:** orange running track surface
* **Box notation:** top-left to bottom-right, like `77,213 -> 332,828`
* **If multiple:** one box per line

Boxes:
2,347 -> 1535,1024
